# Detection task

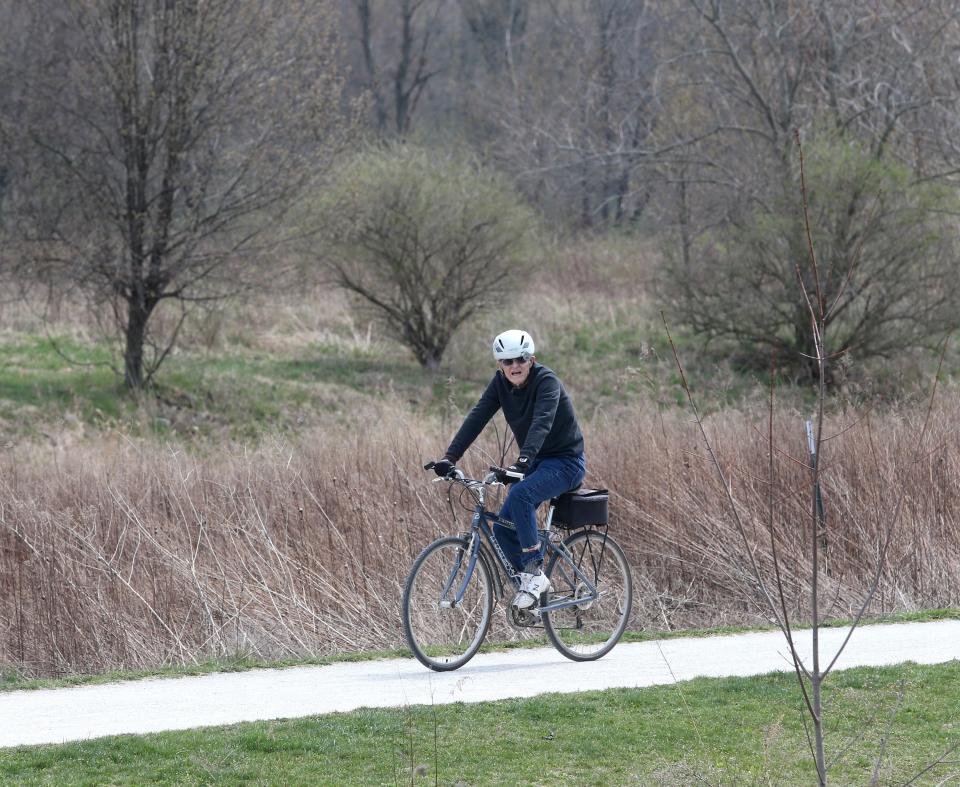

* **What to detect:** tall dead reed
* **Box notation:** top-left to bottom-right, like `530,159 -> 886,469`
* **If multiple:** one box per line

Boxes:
589,399 -> 960,628
2,399 -> 958,677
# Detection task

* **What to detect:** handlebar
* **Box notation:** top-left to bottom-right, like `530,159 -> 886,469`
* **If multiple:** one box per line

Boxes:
495,465 -> 526,483
423,462 -> 525,485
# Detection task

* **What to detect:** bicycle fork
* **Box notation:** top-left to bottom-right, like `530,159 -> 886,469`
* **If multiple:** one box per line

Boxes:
438,532 -> 481,608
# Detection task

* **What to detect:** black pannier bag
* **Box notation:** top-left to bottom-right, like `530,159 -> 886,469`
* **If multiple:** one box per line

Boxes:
550,488 -> 609,528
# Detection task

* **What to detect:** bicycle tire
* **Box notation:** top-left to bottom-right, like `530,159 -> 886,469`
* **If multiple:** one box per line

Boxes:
402,535 -> 494,671
542,529 -> 633,662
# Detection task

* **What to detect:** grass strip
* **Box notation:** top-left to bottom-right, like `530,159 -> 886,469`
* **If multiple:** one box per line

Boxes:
2,661 -> 959,785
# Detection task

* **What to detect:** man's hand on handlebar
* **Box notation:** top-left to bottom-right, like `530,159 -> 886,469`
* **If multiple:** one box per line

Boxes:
507,456 -> 531,476
425,457 -> 456,478
491,462 -> 526,484
424,458 -> 531,485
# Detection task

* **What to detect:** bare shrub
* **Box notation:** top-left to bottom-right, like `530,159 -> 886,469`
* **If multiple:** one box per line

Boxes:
315,144 -> 536,370
2,399 -> 960,677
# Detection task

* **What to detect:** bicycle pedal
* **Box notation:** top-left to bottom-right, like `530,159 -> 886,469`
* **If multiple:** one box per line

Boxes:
506,605 -> 541,629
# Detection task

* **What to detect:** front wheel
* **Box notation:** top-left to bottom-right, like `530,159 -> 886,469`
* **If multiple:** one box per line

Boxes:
402,535 -> 493,671
542,530 -> 633,661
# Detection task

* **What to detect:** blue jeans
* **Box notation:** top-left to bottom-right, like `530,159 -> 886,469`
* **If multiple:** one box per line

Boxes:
495,455 -> 586,572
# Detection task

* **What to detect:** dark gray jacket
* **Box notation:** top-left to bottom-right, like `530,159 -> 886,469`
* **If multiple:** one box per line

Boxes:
445,364 -> 584,461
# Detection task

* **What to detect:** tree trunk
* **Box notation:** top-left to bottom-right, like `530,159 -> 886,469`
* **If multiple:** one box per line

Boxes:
124,298 -> 150,392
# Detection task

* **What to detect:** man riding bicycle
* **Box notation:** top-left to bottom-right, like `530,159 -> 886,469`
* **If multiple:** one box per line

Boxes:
431,329 -> 586,610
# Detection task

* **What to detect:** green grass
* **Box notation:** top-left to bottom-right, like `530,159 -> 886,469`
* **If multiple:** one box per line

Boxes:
3,295 -> 948,445
0,335 -> 127,435
0,324 -> 505,444
2,662 -> 959,785
0,283 -> 758,444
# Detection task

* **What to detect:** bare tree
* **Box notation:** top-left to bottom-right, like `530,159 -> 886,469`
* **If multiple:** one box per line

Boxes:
457,0 -> 529,75
347,0 -> 449,136
480,0 -> 668,229
317,144 -> 535,369
659,0 -> 960,379
667,137 -> 950,785
0,3 -> 36,296
336,0 -> 676,227
9,0 -> 349,390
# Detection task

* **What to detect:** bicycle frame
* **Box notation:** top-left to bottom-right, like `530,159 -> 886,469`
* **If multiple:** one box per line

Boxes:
440,470 -> 602,616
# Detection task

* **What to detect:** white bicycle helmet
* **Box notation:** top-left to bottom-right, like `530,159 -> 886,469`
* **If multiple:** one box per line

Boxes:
492,329 -> 535,361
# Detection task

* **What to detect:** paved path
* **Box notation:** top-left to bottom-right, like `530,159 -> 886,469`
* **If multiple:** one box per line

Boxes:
3,620 -> 958,748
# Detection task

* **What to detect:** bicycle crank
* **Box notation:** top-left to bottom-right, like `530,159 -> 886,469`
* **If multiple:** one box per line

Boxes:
505,605 -> 541,629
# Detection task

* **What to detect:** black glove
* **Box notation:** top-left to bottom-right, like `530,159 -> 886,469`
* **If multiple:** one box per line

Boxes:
431,457 -> 456,477
507,456 -> 531,476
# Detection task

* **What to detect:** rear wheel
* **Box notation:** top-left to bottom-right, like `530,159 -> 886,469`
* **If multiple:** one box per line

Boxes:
542,530 -> 632,661
402,535 -> 493,671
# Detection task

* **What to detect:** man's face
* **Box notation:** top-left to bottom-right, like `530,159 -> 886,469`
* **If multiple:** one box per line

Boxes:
499,356 -> 533,386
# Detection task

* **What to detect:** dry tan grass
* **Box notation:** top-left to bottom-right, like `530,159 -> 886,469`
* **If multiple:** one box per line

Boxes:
2,393 -> 958,678
0,280 -> 376,356
593,397 -> 960,626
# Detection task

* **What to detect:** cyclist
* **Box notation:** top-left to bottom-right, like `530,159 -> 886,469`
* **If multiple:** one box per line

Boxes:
431,329 -> 586,609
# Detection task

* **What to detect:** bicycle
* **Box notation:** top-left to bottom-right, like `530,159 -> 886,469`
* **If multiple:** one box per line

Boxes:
402,463 -> 633,671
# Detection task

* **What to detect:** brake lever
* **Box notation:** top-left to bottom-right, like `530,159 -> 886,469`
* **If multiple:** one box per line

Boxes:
430,468 -> 464,483
490,465 -> 525,484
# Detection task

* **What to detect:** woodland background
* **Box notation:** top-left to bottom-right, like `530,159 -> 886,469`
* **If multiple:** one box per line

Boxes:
2,1 -> 960,678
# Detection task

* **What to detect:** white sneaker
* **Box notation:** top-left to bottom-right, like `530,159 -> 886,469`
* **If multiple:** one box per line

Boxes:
512,570 -> 551,609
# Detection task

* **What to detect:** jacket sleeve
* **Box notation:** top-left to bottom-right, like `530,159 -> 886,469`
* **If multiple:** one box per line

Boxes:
519,374 -> 561,459
445,377 -> 501,460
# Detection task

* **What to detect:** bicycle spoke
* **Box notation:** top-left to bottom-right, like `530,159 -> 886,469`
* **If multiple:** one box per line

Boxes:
402,536 -> 493,671
542,530 -> 632,661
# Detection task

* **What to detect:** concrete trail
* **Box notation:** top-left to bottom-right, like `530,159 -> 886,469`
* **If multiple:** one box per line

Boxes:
2,620 -> 958,748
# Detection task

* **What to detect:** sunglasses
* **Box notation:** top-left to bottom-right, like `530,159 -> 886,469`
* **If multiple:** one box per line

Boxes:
499,357 -> 530,366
